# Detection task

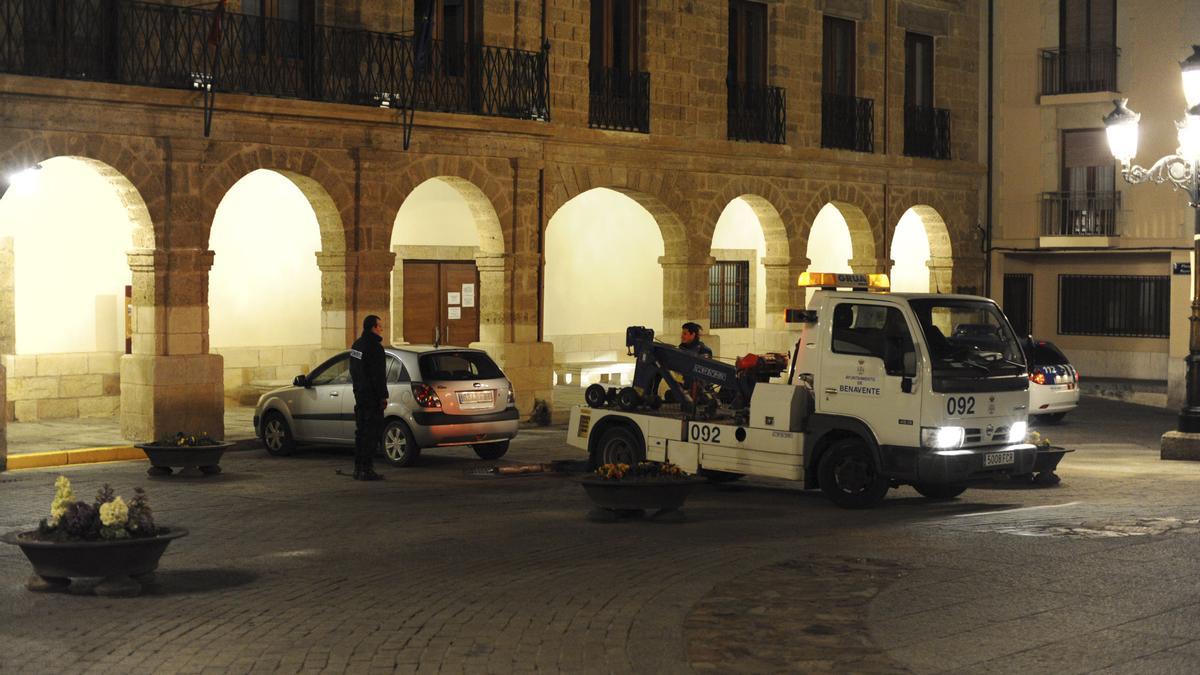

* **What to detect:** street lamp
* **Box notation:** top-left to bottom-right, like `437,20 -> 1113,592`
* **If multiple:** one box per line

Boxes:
1104,46 -> 1200,440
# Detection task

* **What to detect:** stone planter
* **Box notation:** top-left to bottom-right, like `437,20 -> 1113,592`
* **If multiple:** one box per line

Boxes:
1013,445 -> 1074,485
136,442 -> 234,477
579,476 -> 704,522
1,527 -> 188,596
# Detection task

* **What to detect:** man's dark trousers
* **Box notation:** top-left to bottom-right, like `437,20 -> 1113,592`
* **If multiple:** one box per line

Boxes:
354,401 -> 383,469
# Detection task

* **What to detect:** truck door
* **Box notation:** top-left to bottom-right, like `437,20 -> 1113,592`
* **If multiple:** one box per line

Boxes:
819,301 -> 922,448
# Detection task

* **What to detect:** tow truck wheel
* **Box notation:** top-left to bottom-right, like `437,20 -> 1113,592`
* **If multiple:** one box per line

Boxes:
818,438 -> 889,508
585,384 -> 608,408
592,425 -> 645,468
912,483 -> 967,500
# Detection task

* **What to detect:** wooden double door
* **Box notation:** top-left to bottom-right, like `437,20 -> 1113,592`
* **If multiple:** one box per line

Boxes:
403,261 -> 480,346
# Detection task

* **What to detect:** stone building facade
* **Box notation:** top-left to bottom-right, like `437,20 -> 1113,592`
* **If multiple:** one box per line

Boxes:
0,0 -> 987,441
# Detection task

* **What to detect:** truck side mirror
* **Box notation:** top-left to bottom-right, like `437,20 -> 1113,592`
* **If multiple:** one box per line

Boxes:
901,376 -> 914,394
902,351 -> 917,377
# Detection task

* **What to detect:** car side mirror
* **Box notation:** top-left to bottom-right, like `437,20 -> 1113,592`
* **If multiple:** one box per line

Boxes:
293,375 -> 309,388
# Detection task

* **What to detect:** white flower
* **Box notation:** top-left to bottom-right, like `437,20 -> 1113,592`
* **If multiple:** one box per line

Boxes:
49,475 -> 75,526
99,496 -> 129,528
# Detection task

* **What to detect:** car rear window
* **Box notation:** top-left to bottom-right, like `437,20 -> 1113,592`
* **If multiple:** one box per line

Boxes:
1027,341 -> 1070,366
418,351 -> 504,381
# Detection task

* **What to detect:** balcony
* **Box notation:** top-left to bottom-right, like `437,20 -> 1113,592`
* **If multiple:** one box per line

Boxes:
903,104 -> 951,160
820,93 -> 873,153
1039,46 -> 1120,96
727,80 -> 786,144
1040,191 -> 1121,244
0,0 -> 550,121
589,66 -> 650,133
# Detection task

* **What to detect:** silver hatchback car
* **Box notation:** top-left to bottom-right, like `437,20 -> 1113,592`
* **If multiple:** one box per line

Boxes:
253,346 -> 519,466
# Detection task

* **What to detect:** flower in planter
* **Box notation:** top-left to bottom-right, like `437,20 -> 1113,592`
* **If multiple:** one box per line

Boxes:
594,461 -> 691,481
36,477 -> 158,542
1026,430 -> 1052,450
157,432 -> 221,447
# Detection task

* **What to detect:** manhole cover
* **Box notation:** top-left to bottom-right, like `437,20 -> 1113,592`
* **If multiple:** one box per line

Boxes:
995,517 -> 1200,538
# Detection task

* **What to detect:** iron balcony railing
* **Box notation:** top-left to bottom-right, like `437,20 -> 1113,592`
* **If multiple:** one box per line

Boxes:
820,92 -> 873,152
589,65 -> 650,133
0,0 -> 550,121
903,104 -> 951,160
1039,46 -> 1119,96
1040,191 -> 1121,237
727,80 -> 786,144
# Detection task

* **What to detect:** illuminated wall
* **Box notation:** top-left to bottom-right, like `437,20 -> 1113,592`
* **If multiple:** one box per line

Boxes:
805,203 -> 855,304
890,208 -> 932,293
209,170 -> 322,349
391,178 -> 483,249
0,157 -> 133,355
545,188 -> 664,365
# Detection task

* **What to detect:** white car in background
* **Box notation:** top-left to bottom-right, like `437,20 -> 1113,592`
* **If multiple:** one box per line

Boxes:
1025,339 -> 1079,423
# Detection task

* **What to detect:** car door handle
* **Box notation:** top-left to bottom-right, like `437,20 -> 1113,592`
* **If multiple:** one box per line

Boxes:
330,391 -> 339,397
824,387 -> 837,395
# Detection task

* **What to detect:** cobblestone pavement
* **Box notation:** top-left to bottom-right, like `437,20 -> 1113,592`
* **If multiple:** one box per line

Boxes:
3,399 -> 1200,673
5,407 -> 259,455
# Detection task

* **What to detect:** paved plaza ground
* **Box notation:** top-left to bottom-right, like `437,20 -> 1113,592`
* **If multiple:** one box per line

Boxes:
3,397 -> 1200,673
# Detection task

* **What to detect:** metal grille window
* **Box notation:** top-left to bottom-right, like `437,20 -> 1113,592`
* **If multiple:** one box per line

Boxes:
1059,275 -> 1169,338
709,261 -> 750,329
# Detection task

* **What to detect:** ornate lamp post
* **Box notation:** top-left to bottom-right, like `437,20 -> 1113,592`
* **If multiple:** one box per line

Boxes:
1105,46 -> 1200,451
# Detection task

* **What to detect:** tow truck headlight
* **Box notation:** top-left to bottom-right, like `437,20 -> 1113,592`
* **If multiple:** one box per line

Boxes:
921,426 -> 965,449
1007,421 -> 1028,444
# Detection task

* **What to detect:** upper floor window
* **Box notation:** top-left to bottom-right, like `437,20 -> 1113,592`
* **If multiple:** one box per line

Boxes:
728,0 -> 767,85
242,0 -> 313,58
1060,0 -> 1115,51
904,31 -> 933,109
415,0 -> 481,77
822,16 -> 855,97
590,0 -> 640,74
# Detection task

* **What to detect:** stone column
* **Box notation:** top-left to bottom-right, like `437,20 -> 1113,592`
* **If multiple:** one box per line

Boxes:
849,256 -> 885,275
660,254 -> 721,355
347,249 -> 394,345
316,251 -> 359,357
0,361 -> 6,471
470,159 -> 553,415
120,248 -> 224,442
762,255 -> 794,330
390,247 -> 405,343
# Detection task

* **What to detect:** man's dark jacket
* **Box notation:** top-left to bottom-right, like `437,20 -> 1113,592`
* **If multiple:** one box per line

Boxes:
349,331 -> 389,403
679,339 -> 713,359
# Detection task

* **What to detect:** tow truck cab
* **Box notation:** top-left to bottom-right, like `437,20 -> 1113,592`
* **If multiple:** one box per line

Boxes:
567,273 -> 1037,508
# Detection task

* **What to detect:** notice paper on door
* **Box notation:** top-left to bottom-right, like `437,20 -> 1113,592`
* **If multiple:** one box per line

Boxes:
461,283 -> 475,308
448,306 -> 462,320
447,292 -> 461,305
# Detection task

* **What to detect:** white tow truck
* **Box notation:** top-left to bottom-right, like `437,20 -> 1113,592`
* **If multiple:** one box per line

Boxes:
566,273 -> 1037,508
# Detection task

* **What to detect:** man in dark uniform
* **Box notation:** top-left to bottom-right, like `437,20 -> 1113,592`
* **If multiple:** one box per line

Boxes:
348,315 -> 388,481
679,322 -> 713,358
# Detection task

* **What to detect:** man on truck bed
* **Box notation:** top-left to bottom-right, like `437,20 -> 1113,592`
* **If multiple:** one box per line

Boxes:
679,322 -> 713,358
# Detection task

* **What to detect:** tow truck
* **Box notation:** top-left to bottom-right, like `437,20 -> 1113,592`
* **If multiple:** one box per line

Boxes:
566,272 -> 1037,508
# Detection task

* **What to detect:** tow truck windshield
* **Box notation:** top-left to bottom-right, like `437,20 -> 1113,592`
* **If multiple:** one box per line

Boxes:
908,299 -> 1027,390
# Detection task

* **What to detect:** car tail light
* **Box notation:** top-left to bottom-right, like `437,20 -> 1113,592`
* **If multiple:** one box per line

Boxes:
1030,370 -> 1046,385
506,379 -> 515,405
411,383 -> 441,409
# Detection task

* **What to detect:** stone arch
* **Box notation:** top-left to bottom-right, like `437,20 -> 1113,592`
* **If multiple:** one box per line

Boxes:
706,192 -> 793,336
546,163 -> 690,261
887,186 -> 967,291
199,147 -> 352,255
698,180 -> 794,263
0,133 -> 161,249
389,175 -> 508,344
799,184 -> 883,269
381,155 -> 514,251
895,204 -> 953,293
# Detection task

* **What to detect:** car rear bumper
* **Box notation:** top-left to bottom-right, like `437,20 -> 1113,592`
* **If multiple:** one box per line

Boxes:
410,408 -> 520,447
1030,385 -> 1080,415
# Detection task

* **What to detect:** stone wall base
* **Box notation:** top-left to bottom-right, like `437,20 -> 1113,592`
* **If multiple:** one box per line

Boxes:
471,341 -> 554,416
214,344 -> 323,405
3,352 -> 123,422
120,353 -> 224,442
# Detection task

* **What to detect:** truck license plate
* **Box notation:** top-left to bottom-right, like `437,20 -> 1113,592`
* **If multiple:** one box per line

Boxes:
984,451 -> 1014,467
457,390 -> 494,408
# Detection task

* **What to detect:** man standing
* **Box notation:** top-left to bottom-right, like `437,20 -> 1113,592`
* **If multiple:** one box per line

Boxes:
348,315 -> 388,481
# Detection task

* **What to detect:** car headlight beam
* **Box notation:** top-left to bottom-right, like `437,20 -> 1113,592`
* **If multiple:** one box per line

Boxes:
1007,421 -> 1028,444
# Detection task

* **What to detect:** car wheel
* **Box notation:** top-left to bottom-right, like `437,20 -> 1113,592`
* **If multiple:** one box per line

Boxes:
381,419 -> 421,467
590,425 -> 645,468
912,483 -> 967,500
473,440 -> 510,460
817,438 -> 889,509
261,411 -> 296,457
